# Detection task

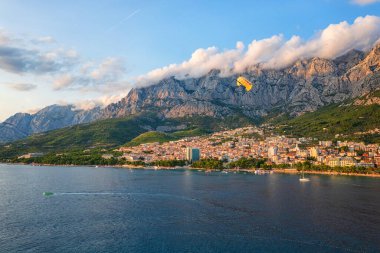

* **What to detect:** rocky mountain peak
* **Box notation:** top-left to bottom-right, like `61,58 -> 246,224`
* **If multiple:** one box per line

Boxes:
108,43 -> 380,119
345,43 -> 380,83
4,112 -> 32,124
364,43 -> 380,70
1,44 -> 380,144
0,104 -> 102,143
307,57 -> 338,77
334,49 -> 365,74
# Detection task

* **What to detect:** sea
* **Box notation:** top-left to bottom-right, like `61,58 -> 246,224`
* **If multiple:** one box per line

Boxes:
0,164 -> 379,253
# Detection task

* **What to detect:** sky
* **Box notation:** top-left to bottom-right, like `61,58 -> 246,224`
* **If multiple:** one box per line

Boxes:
0,0 -> 380,121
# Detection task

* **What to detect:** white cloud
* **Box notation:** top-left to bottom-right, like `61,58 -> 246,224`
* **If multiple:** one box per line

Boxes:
259,15 -> 380,69
90,57 -> 125,82
80,61 -> 95,74
53,74 -> 75,90
0,31 -> 79,75
136,15 -> 380,86
0,30 -> 10,45
351,0 -> 380,5
65,49 -> 79,59
6,82 -> 37,91
25,107 -> 43,114
234,35 -> 284,72
33,36 -> 56,44
137,41 -> 244,86
52,57 -> 127,91
73,92 -> 129,110
0,30 -> 125,93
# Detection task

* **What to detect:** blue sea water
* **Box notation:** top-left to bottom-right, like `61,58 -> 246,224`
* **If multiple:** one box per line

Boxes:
0,164 -> 379,253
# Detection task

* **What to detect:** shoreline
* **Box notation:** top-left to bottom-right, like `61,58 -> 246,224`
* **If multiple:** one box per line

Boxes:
272,168 -> 380,178
2,162 -> 380,178
1,162 -> 191,170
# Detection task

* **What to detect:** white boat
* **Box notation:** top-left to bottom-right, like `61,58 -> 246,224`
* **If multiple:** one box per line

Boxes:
299,169 -> 310,182
254,169 -> 273,175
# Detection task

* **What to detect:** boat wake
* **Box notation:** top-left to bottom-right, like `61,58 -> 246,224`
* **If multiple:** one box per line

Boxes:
56,192 -> 123,196
43,192 -> 197,201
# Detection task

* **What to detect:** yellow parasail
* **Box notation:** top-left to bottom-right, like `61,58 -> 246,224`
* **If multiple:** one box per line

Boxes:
236,76 -> 253,91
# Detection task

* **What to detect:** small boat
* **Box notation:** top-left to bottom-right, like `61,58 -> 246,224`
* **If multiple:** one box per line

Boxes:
221,171 -> 228,174
254,169 -> 273,175
299,168 -> 310,182
43,192 -> 54,196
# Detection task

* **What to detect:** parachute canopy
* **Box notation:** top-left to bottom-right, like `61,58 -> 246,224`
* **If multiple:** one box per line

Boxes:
236,76 -> 253,91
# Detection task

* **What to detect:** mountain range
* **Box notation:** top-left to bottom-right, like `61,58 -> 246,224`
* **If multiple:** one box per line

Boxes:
1,43 -> 379,144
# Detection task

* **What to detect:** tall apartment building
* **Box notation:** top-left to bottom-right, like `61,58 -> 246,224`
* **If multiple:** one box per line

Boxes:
186,147 -> 200,162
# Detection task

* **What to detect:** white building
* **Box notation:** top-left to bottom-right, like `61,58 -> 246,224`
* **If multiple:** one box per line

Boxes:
340,157 -> 357,167
327,158 -> 341,167
309,147 -> 320,158
268,146 -> 278,158
186,147 -> 200,162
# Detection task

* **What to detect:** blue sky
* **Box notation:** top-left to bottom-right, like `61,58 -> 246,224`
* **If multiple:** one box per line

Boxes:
0,0 -> 380,120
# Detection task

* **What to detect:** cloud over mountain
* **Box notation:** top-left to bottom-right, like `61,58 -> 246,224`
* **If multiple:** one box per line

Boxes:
137,42 -> 244,86
72,92 -> 129,111
137,15 -> 380,86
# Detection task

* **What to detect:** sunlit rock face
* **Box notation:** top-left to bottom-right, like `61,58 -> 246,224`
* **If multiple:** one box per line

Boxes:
105,44 -> 379,118
1,44 -> 380,143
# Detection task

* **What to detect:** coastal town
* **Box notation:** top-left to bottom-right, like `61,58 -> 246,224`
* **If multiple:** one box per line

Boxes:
116,127 -> 380,169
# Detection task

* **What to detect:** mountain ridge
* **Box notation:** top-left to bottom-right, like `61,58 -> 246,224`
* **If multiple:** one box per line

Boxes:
101,44 -> 380,119
1,44 -> 379,143
0,92 -> 379,160
0,105 -> 102,143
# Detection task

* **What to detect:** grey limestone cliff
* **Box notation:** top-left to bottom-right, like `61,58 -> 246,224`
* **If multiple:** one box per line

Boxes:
1,44 -> 379,143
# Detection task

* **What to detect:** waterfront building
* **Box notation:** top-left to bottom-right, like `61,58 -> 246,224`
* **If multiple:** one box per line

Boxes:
357,162 -> 375,168
340,157 -> 357,167
297,149 -> 308,158
186,147 -> 200,162
327,158 -> 341,167
268,146 -> 278,158
317,156 -> 325,163
309,147 -> 320,158
113,126 -> 379,167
